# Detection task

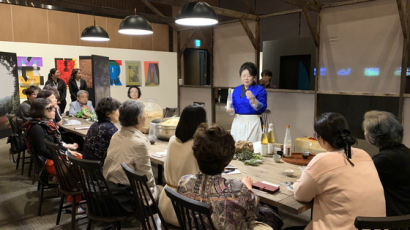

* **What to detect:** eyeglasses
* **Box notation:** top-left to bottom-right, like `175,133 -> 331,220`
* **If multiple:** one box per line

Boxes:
45,106 -> 54,112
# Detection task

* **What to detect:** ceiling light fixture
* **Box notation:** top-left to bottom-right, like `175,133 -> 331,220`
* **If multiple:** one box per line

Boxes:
81,17 -> 110,42
119,9 -> 153,35
175,1 -> 218,26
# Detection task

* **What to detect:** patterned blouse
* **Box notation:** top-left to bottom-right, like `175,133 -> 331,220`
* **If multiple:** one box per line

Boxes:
83,121 -> 118,162
177,173 -> 258,230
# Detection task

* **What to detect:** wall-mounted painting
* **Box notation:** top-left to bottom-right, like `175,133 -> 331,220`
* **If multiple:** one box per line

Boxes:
55,58 -> 77,85
0,52 -> 19,138
126,61 -> 141,86
109,60 -> 122,86
144,61 -> 159,86
79,57 -> 92,88
17,56 -> 43,98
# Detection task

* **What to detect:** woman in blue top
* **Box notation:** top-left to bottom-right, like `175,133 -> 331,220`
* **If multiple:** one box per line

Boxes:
228,62 -> 267,142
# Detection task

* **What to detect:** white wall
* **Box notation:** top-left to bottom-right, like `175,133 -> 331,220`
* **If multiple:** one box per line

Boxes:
0,41 -> 177,108
214,21 -> 255,87
266,91 -> 315,142
179,87 -> 212,124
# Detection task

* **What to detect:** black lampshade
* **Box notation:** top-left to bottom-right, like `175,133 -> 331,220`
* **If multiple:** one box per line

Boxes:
175,1 -> 218,26
118,15 -> 153,35
81,25 -> 110,42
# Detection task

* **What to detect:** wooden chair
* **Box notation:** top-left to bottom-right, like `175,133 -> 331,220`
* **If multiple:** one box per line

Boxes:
44,139 -> 85,230
31,151 -> 59,216
164,187 -> 215,230
68,155 -> 130,230
354,214 -> 410,230
120,163 -> 168,230
7,115 -> 32,176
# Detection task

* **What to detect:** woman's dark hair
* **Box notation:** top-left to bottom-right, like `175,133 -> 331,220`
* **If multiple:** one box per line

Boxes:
48,68 -> 57,81
127,86 -> 141,99
314,112 -> 356,165
30,98 -> 51,118
193,124 -> 235,175
42,85 -> 60,100
239,62 -> 258,77
261,69 -> 272,77
119,100 -> 144,127
22,85 -> 40,96
36,89 -> 54,99
96,97 -> 121,122
69,69 -> 79,83
175,104 -> 206,143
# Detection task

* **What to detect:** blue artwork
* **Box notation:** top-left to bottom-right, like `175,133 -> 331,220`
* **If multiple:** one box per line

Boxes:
109,60 -> 122,86
337,68 -> 352,76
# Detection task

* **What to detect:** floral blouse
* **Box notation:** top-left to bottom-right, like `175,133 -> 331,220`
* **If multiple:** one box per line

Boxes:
83,121 -> 118,162
177,173 -> 258,230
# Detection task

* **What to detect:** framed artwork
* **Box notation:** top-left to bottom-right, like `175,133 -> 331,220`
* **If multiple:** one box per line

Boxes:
0,52 -> 19,138
144,61 -> 159,86
126,61 -> 141,86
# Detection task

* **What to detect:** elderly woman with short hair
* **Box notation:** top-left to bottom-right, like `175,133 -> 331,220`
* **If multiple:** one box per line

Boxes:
363,110 -> 410,216
83,97 -> 121,162
68,90 -> 95,117
177,124 -> 277,230
103,100 -> 159,215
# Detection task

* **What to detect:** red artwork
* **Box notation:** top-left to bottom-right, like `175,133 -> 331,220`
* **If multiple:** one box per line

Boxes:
55,58 -> 76,85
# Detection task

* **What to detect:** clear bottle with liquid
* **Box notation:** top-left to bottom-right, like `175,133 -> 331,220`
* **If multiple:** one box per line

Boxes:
283,124 -> 292,157
260,125 -> 268,156
267,123 -> 275,155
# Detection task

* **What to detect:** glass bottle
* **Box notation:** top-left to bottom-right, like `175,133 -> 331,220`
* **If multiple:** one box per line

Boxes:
261,125 -> 268,156
283,124 -> 292,157
267,123 -> 275,155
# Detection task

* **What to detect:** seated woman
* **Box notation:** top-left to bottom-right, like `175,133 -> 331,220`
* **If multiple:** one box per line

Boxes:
17,85 -> 40,122
37,89 -> 62,127
127,86 -> 141,100
363,110 -> 410,216
68,90 -> 95,117
158,104 -> 206,226
103,100 -> 159,215
293,112 -> 385,230
83,97 -> 121,162
177,124 -> 274,230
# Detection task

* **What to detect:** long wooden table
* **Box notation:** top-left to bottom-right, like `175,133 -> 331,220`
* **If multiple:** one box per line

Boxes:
60,117 -> 311,215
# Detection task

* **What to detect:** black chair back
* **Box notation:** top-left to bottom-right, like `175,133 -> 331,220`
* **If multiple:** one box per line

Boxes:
164,187 -> 215,230
43,139 -> 81,193
355,214 -> 410,230
163,107 -> 177,118
121,163 -> 168,230
67,155 -> 122,218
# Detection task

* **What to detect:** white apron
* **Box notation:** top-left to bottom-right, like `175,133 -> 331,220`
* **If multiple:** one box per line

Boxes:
230,114 -> 262,143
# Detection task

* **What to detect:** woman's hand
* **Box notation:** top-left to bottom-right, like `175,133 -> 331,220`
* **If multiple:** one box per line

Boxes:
64,143 -> 78,150
68,149 -> 82,158
245,90 -> 255,100
242,176 -> 253,191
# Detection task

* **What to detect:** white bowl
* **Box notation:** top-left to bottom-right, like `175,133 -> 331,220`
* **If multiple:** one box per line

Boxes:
284,169 -> 295,177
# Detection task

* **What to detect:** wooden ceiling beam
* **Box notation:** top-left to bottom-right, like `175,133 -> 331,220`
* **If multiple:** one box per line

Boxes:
302,7 -> 319,47
140,0 -> 177,29
259,8 -> 302,19
396,0 -> 409,40
240,18 -> 258,50
148,0 -> 258,20
322,0 -> 375,8
279,0 -> 320,12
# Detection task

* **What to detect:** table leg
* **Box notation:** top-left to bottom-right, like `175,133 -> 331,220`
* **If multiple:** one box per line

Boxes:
157,164 -> 164,185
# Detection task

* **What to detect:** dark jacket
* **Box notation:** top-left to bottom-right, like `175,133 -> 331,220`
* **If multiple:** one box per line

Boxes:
373,144 -> 410,216
45,78 -> 67,104
68,79 -> 87,101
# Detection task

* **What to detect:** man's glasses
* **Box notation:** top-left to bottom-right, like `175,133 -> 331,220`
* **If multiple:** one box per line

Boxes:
45,106 -> 54,112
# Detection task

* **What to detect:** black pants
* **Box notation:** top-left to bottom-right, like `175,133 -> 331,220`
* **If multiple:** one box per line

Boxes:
59,100 -> 66,114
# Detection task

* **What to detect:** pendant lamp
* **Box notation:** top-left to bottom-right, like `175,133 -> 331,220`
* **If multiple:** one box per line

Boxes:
175,1 -> 218,26
119,9 -> 153,35
81,17 -> 110,42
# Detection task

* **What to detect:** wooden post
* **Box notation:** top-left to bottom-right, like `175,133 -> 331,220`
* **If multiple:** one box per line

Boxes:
314,13 -> 321,119
177,31 -> 181,114
255,17 -> 261,83
397,0 -> 409,122
239,18 -> 258,50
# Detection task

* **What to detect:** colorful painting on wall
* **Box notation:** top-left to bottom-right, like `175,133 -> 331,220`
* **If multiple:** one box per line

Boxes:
109,60 -> 122,86
0,52 -> 19,138
17,56 -> 43,98
55,58 -> 77,85
144,61 -> 160,86
79,57 -> 92,88
126,61 -> 141,86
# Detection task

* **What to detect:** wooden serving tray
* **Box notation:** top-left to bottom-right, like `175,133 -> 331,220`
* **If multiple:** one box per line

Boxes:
282,152 -> 314,166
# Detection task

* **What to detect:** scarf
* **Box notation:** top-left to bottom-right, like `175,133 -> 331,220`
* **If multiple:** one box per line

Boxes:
24,118 -> 62,152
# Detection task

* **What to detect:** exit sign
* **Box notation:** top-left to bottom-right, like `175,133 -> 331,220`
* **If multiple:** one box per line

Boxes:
194,39 -> 201,47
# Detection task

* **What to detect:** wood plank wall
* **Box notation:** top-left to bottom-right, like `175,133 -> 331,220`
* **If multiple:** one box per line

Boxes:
0,4 -> 169,51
